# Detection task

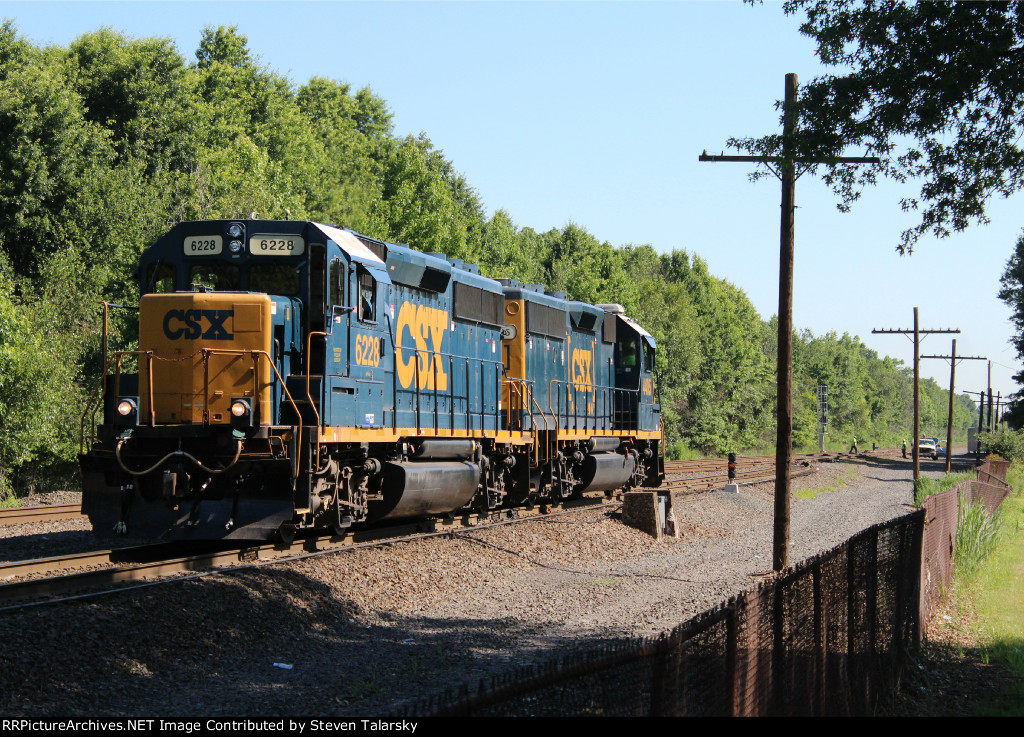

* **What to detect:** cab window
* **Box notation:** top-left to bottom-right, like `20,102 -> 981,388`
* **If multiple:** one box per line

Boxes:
145,262 -> 177,294
189,263 -> 239,291
358,266 -> 376,322
329,259 -> 345,307
250,261 -> 300,295
618,335 -> 639,369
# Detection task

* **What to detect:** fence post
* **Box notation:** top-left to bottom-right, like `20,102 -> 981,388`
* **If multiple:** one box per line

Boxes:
772,580 -> 785,715
813,564 -> 825,715
726,602 -> 737,716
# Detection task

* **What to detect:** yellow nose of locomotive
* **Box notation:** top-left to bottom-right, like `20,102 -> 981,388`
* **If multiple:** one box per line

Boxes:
138,293 -> 273,425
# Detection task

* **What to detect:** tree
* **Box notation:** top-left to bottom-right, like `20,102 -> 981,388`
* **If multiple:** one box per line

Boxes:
0,264 -> 81,496
738,1 -> 1024,253
66,29 -> 199,171
999,230 -> 1024,411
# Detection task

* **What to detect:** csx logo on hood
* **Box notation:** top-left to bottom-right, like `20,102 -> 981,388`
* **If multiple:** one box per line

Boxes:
162,309 -> 234,340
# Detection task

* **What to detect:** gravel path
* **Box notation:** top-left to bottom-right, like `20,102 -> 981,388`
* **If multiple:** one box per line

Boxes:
0,454 -> 946,717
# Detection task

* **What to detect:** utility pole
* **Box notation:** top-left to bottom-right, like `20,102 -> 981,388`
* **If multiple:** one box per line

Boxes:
988,361 -> 994,432
873,309 -> 959,481
700,73 -> 879,572
962,389 -> 1004,459
921,340 -> 986,473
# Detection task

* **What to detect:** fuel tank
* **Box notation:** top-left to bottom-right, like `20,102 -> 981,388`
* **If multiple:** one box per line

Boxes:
577,450 -> 637,493
369,461 -> 480,521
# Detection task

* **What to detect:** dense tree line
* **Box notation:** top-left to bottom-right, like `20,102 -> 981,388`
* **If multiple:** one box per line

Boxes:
0,23 -> 975,496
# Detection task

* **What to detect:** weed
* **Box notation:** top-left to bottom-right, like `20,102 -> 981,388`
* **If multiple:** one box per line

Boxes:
667,442 -> 704,461
914,471 -> 976,506
793,471 -> 858,500
949,462 -> 1024,715
0,484 -> 17,509
954,500 -> 1002,584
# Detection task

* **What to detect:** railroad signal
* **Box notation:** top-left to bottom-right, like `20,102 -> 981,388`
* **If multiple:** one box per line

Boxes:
817,384 -> 828,454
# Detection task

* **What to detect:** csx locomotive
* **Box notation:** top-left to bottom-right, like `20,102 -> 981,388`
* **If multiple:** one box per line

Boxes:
79,220 -> 664,541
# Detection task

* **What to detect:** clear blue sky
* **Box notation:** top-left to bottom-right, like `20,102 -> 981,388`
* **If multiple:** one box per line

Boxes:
6,0 -> 1021,420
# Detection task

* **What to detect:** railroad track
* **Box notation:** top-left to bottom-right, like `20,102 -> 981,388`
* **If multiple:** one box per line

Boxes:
1,452 -> 846,609
663,452 -> 835,492
1,453 -> 849,529
0,503 -> 85,527
0,496 -> 613,611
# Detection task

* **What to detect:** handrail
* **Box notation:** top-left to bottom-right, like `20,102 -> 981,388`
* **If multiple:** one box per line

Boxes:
528,388 -> 555,469
392,337 -> 505,435
306,331 -> 328,470
502,376 -> 533,432
79,301 -> 141,453
305,331 -> 327,431
546,379 -> 654,433
84,348 -> 304,482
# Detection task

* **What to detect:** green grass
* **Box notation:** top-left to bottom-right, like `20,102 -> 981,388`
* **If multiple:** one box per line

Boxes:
954,500 -> 1002,582
666,442 -> 706,460
956,464 -> 1024,715
0,486 -> 17,509
914,471 -> 977,507
793,471 -> 858,500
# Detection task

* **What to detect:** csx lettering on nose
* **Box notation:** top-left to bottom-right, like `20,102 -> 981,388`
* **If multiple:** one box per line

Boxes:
162,309 -> 234,340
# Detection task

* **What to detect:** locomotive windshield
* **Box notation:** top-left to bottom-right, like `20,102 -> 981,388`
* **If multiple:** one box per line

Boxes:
189,262 -> 240,291
141,260 -> 303,296
249,261 -> 301,296
145,262 -> 176,294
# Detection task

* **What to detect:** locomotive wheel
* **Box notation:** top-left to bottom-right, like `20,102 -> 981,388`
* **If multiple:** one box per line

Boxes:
276,522 -> 297,545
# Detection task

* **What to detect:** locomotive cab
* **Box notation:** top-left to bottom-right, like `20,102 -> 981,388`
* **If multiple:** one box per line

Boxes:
81,220 -> 393,539
598,304 -> 659,432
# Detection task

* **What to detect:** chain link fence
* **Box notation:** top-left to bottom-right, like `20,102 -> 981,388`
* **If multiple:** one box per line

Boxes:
919,462 -> 1011,635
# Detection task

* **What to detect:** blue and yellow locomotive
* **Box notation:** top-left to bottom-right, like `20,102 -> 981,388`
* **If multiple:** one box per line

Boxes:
79,220 -> 664,541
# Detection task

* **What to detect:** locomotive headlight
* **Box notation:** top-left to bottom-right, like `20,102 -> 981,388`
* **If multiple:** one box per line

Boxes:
227,223 -> 244,239
228,239 -> 243,253
230,398 -> 253,428
114,397 -> 139,426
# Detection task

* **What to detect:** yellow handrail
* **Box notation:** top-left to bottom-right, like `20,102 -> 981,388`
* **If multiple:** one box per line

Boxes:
83,348 -> 305,483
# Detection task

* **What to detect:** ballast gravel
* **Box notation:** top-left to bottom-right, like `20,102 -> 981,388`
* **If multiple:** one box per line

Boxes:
0,455 -> 945,717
